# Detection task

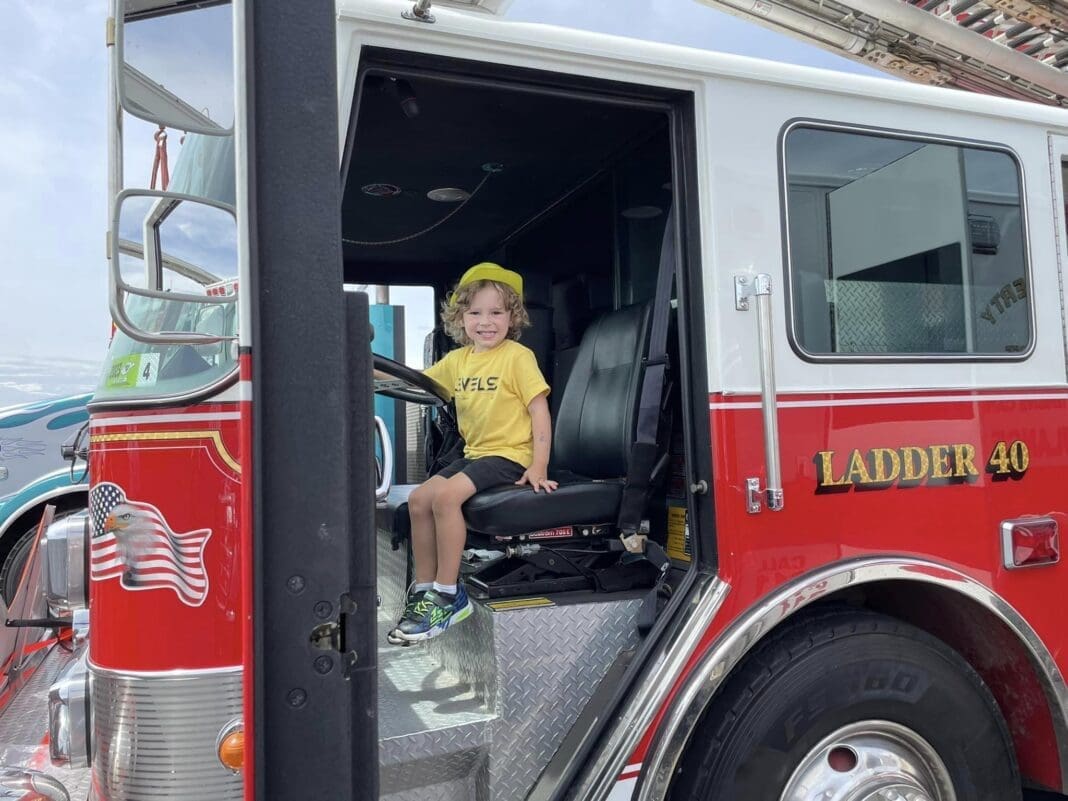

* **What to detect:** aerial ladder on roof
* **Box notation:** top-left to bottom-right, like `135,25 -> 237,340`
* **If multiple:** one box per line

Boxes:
693,0 -> 1068,104
409,0 -> 1068,105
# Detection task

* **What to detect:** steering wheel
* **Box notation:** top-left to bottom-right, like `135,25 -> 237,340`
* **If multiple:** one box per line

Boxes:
373,354 -> 448,406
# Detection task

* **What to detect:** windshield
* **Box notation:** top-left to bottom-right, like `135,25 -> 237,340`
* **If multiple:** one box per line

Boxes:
95,287 -> 238,402
169,133 -> 236,207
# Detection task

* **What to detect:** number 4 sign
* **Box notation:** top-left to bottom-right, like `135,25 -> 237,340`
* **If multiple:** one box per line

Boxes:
135,354 -> 160,387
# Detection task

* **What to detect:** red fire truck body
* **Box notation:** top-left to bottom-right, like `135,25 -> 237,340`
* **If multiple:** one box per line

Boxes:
5,2 -> 1068,801
89,397 -> 246,672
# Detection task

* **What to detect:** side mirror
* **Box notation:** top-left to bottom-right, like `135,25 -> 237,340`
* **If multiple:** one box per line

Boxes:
116,0 -> 234,135
110,189 -> 238,345
61,423 -> 90,484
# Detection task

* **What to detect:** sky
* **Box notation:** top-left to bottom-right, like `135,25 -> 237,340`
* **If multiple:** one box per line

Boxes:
0,0 -> 883,409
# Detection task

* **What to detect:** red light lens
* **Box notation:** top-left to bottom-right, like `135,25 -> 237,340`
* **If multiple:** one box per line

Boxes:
1005,518 -> 1059,568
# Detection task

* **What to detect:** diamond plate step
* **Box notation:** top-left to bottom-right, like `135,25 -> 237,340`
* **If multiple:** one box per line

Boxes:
377,530 -> 496,801
376,527 -> 642,801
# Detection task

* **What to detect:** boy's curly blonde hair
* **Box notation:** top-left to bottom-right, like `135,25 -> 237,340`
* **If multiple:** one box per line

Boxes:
442,279 -> 530,345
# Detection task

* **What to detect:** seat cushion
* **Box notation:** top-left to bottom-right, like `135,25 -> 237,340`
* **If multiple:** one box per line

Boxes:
462,478 -> 623,537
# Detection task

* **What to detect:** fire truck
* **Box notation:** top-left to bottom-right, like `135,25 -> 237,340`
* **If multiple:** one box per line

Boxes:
4,0 -> 1068,799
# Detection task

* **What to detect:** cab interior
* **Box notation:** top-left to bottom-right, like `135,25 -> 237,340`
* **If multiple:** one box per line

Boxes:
343,49 -> 707,610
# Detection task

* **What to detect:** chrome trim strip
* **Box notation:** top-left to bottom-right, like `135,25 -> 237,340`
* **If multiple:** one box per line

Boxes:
568,573 -> 729,801
90,661 -> 241,679
778,119 -> 1036,364
635,557 -> 1068,799
89,662 -> 244,801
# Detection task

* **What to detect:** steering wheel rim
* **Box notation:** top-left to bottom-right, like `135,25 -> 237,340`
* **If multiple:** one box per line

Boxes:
373,354 -> 448,406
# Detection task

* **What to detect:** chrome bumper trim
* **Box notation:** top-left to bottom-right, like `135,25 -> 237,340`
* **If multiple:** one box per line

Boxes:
89,662 -> 243,801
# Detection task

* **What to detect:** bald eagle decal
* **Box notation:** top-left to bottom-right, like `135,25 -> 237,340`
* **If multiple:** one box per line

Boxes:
89,482 -> 212,607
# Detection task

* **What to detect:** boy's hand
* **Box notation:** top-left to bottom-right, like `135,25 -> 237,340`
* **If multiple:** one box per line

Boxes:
516,468 -> 557,493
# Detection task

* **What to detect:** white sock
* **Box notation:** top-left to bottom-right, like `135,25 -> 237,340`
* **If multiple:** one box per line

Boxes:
413,582 -> 433,593
433,582 -> 457,597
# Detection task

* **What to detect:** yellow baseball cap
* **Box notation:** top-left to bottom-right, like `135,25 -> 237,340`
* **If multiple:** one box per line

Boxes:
449,262 -> 523,305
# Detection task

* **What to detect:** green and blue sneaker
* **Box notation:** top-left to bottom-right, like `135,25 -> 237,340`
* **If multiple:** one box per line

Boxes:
395,587 -> 471,642
386,587 -> 428,646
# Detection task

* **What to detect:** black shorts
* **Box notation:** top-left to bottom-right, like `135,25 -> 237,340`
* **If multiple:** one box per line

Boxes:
435,456 -> 525,492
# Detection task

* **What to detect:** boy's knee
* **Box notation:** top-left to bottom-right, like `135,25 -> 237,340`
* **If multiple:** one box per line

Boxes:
431,491 -> 464,517
408,484 -> 436,516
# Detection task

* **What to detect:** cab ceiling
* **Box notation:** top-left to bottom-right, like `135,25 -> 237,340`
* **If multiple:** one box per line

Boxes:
341,69 -> 666,284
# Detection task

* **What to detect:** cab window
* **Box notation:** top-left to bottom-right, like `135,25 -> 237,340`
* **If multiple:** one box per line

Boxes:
784,125 -> 1030,357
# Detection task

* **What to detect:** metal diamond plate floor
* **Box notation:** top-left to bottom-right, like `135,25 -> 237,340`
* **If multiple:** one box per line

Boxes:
0,639 -> 91,800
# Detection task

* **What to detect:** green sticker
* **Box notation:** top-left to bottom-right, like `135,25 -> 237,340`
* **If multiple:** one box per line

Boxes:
106,354 -> 160,389
106,355 -> 141,388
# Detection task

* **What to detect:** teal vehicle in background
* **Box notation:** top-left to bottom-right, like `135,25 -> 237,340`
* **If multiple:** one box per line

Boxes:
0,393 -> 90,602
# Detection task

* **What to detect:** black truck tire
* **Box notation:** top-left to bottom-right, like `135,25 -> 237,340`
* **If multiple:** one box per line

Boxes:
0,524 -> 39,605
670,606 -> 1019,801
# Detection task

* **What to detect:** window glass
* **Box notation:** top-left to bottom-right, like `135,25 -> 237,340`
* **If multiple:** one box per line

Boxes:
784,127 -> 1030,356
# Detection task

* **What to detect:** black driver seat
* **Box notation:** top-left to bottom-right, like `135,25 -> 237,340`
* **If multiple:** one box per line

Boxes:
462,302 -> 651,538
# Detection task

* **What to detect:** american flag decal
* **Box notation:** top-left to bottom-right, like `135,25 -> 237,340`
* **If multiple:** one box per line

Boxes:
90,482 -> 212,607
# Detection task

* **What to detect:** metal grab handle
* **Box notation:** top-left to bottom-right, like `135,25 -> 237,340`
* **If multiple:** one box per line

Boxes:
374,416 -> 393,502
735,273 -> 784,513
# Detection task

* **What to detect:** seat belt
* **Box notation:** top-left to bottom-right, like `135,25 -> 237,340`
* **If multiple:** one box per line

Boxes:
617,205 -> 676,543
617,208 -> 677,634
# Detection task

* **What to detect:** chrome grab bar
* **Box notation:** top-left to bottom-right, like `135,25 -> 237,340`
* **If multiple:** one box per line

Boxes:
374,415 -> 394,502
735,273 -> 784,513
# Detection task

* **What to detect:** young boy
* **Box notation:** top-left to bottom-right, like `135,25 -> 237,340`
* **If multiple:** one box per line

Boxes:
389,262 -> 556,643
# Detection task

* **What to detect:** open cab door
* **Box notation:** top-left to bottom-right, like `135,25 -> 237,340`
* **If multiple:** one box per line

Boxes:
110,1 -> 376,799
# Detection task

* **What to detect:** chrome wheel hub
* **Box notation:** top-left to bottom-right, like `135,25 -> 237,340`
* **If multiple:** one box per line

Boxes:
780,720 -> 956,801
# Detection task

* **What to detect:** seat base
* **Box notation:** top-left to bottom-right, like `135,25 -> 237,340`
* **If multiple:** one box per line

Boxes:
380,484 -> 659,599
463,539 -> 661,599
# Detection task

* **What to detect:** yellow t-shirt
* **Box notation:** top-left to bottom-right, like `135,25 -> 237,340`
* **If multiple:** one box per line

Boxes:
424,339 -> 549,467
